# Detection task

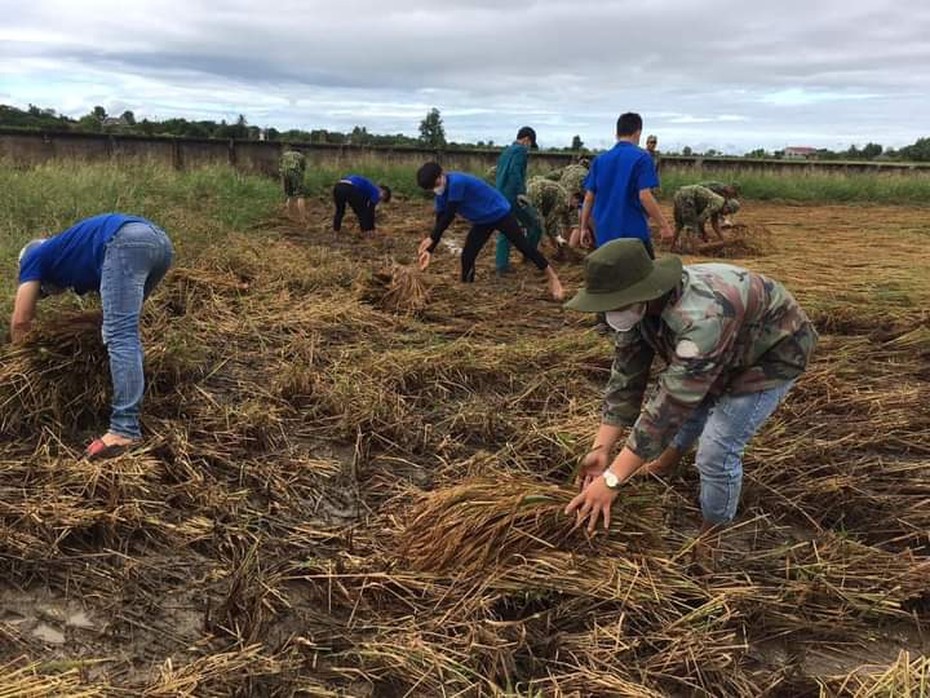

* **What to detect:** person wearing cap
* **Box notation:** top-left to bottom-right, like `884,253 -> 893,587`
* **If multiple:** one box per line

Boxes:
279,147 -> 308,222
671,184 -> 739,251
563,239 -> 816,534
415,161 -> 565,301
12,213 -> 174,459
332,174 -> 392,236
581,114 -> 672,257
494,126 -> 544,276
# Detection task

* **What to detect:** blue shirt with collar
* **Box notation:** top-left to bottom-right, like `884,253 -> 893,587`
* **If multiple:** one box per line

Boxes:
435,172 -> 511,225
344,175 -> 381,205
18,213 -> 150,295
584,141 -> 659,247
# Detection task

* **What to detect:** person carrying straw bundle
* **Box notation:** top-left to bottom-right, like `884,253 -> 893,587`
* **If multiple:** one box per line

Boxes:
12,213 -> 174,459
563,239 -> 816,534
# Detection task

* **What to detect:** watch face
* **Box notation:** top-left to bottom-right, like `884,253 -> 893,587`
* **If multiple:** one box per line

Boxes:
604,471 -> 619,489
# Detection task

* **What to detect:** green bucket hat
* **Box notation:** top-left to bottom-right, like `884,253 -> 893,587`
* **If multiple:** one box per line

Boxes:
564,239 -> 683,313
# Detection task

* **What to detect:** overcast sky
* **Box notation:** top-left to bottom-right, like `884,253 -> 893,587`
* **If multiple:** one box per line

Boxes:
2,0 -> 928,153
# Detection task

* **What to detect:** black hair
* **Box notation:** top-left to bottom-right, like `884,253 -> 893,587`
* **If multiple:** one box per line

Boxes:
379,184 -> 392,203
616,113 -> 643,137
416,161 -> 443,189
516,126 -> 537,146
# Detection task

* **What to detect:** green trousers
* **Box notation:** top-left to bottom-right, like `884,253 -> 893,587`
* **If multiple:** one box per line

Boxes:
495,201 -> 542,271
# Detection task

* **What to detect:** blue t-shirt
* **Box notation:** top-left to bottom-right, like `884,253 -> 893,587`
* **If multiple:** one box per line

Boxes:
18,213 -> 149,295
435,172 -> 511,225
583,142 -> 659,247
345,175 -> 381,206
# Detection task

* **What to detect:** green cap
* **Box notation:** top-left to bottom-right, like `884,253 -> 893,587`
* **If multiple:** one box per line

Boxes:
564,239 -> 683,313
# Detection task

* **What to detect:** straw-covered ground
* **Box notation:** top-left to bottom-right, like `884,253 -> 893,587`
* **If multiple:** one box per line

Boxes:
1,197 -> 928,697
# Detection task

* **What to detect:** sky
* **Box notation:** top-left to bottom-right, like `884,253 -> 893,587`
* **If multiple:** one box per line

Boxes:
1,0 -> 929,154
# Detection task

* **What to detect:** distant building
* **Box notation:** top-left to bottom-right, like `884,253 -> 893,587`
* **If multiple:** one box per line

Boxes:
783,146 -> 817,160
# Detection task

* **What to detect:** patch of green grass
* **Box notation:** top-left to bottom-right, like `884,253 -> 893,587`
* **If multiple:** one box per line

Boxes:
656,168 -> 930,205
0,160 -> 281,318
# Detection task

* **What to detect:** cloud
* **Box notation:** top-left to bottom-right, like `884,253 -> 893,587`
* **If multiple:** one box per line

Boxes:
1,0 -> 929,150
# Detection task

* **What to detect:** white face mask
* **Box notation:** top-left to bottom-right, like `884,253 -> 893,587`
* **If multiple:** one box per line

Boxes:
433,183 -> 445,196
605,303 -> 646,332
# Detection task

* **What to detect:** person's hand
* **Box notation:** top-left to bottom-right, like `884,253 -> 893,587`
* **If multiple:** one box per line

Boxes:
576,447 -> 610,490
565,474 -> 619,533
516,194 -> 530,207
418,250 -> 431,270
418,237 -> 433,255
658,223 -> 674,241
580,228 -> 593,248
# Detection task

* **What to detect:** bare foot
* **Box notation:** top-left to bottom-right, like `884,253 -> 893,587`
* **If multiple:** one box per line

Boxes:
100,432 -> 136,447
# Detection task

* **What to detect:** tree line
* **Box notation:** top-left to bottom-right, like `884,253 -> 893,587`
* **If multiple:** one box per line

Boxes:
2,103 -> 929,161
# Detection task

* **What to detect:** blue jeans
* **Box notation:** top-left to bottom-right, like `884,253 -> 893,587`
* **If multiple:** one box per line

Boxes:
100,222 -> 173,439
670,381 -> 795,525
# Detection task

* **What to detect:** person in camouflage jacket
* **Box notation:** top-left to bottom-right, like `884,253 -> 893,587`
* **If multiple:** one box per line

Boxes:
279,148 -> 308,222
559,162 -> 589,197
563,239 -> 816,533
525,176 -> 573,249
672,184 -> 739,250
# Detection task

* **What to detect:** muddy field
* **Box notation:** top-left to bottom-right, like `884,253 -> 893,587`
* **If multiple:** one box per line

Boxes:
1,199 -> 928,696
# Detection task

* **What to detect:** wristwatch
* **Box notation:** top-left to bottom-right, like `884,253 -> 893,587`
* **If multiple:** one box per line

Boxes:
602,469 -> 622,490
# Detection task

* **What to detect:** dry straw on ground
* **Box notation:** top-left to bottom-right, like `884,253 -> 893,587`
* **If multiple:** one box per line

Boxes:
1,201 -> 928,695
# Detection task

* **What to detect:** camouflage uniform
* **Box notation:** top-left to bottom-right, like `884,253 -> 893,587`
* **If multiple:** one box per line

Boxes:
526,176 -> 572,242
559,164 -> 589,196
279,150 -> 307,198
673,185 -> 725,233
699,181 -> 730,197
602,263 -> 817,461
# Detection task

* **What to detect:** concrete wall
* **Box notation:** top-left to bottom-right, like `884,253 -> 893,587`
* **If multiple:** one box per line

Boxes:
2,127 -> 929,177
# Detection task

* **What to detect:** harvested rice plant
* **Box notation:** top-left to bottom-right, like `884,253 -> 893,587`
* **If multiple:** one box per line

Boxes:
1,165 -> 928,696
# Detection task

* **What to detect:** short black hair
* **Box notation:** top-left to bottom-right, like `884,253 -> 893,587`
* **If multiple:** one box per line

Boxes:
616,113 -> 643,137
416,161 -> 443,189
379,184 -> 392,203
516,126 -> 537,148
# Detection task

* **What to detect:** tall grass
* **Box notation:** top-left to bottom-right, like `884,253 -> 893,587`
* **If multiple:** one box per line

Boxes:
656,167 -> 930,205
0,161 -> 281,317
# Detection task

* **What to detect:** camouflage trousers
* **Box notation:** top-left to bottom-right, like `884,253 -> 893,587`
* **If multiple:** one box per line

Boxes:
673,190 -> 700,231
282,170 -> 306,198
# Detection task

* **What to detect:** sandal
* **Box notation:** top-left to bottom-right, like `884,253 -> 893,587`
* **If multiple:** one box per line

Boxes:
84,437 -> 137,461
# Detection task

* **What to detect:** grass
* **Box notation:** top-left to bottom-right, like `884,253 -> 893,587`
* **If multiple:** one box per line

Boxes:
0,160 -> 282,318
657,167 -> 930,205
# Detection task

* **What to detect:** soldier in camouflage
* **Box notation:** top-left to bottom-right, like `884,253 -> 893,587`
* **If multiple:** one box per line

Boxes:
563,239 -> 816,534
672,184 -> 740,250
699,181 -> 741,226
525,176 -> 573,250
559,161 -> 589,197
279,148 -> 308,222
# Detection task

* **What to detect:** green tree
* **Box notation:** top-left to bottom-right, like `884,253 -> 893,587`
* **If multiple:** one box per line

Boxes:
861,142 -> 883,159
682,146 -> 693,156
120,110 -> 136,126
571,134 -> 584,150
418,108 -> 446,148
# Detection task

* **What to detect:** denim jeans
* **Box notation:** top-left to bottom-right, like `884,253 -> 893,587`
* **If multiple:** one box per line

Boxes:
670,380 -> 795,525
99,222 -> 174,439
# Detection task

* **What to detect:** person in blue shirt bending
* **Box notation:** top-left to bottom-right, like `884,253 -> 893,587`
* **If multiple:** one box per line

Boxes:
332,175 -> 392,236
12,214 -> 174,459
580,113 -> 673,258
414,162 -> 564,301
